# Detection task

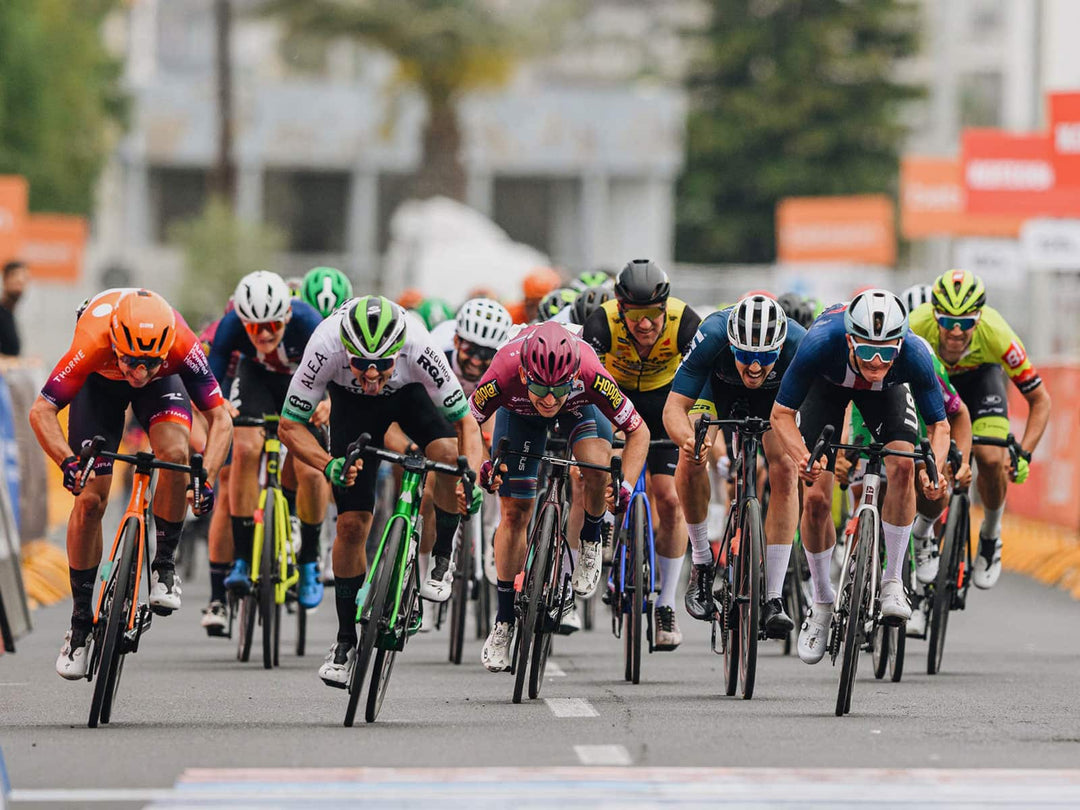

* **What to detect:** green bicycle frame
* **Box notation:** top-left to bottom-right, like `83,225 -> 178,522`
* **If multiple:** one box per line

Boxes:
355,467 -> 424,639
249,416 -> 299,603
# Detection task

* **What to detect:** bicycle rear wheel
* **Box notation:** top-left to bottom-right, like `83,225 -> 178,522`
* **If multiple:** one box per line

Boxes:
836,511 -> 874,717
529,533 -> 563,700
929,493 -> 968,675
296,603 -> 306,657
514,506 -> 553,704
89,518 -> 139,728
624,495 -> 646,685
345,517 -> 404,727
259,506 -> 277,670
738,499 -> 763,700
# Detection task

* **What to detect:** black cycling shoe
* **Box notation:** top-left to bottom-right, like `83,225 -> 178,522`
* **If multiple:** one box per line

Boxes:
684,563 -> 715,621
763,597 -> 795,639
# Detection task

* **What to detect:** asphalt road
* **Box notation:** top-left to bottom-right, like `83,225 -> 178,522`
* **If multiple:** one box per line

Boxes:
3,559 -> 1080,808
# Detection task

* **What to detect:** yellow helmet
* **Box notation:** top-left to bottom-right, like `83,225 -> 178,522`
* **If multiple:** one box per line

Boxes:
932,269 -> 986,316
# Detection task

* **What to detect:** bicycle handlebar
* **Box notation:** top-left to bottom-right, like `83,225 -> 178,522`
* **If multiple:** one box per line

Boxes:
492,436 -> 623,494
77,435 -> 207,510
345,434 -> 475,514
232,415 -> 278,429
807,424 -> 939,485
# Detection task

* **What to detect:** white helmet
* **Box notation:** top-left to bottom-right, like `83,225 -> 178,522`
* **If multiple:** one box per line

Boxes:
234,271 -> 292,324
455,298 -> 513,349
901,283 -> 932,315
845,289 -> 908,342
727,295 -> 788,352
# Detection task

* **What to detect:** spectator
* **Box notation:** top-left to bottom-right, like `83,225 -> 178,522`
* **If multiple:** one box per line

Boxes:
0,261 -> 27,356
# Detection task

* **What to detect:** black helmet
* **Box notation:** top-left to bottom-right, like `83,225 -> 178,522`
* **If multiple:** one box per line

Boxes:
614,259 -> 670,307
571,285 -> 614,326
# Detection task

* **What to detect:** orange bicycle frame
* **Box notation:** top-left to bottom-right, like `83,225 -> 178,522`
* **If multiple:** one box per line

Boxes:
92,469 -> 153,631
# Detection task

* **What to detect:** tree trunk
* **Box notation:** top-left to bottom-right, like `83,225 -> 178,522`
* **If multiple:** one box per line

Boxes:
209,0 -> 236,206
411,95 -> 465,202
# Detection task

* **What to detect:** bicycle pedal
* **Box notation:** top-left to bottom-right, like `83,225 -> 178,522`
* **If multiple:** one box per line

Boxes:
149,604 -> 174,617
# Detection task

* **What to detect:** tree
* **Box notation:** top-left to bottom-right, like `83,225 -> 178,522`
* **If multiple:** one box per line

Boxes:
261,0 -> 542,201
676,0 -> 922,263
0,0 -> 125,214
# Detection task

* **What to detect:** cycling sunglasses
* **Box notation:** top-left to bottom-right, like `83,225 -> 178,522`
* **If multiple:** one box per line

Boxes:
850,339 -> 901,363
526,378 -> 574,399
460,341 -> 497,362
244,320 -> 286,337
731,347 -> 780,367
349,356 -> 396,373
619,305 -> 665,322
934,311 -> 980,332
116,353 -> 164,371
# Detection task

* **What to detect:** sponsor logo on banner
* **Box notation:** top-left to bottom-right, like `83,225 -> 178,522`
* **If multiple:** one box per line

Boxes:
472,379 -> 500,410
591,374 -> 624,409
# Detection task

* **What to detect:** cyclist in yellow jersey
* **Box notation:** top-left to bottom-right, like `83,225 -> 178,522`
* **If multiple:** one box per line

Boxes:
584,259 -> 701,649
908,269 -> 1051,589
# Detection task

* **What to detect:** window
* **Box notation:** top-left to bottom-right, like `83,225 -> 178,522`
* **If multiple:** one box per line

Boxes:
959,71 -> 1003,128
149,166 -> 209,243
263,170 -> 349,253
156,0 -> 214,74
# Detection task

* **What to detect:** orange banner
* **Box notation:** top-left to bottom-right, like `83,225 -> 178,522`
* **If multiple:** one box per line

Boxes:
1006,364 -> 1080,531
962,129 -> 1080,218
21,214 -> 88,282
776,195 -> 895,266
900,156 -> 1024,239
0,175 -> 28,264
1050,92 -> 1080,188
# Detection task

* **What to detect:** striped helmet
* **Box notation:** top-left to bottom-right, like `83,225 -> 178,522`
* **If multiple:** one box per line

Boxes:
727,295 -> 788,352
340,295 -> 407,359
932,269 -> 986,316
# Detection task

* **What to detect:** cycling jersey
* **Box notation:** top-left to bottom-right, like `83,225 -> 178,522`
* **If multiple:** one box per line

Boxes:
429,318 -> 484,399
908,303 -> 1042,394
468,323 -> 643,432
583,298 -> 700,392
40,288 -> 225,412
775,304 -> 946,425
282,309 -> 468,424
671,306 -> 807,399
208,300 -> 323,384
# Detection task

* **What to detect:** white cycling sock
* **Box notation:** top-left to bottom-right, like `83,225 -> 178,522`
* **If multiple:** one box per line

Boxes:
765,543 -> 792,600
913,512 -> 937,540
806,548 -> 835,604
981,503 -> 1004,539
688,521 -> 712,564
656,553 -> 684,609
882,520 -> 914,582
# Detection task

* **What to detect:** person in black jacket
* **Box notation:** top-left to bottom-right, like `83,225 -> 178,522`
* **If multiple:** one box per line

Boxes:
0,261 -> 27,357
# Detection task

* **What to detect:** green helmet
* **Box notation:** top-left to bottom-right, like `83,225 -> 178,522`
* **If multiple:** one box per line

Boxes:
570,270 -> 612,292
413,298 -> 455,330
301,266 -> 353,318
932,269 -> 986,316
537,287 -> 578,321
340,295 -> 407,359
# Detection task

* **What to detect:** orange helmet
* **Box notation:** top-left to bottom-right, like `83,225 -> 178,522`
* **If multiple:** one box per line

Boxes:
110,289 -> 176,359
741,289 -> 777,300
397,288 -> 424,310
523,267 -> 561,300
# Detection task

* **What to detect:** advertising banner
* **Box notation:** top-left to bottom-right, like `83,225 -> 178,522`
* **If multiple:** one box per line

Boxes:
776,195 -> 895,265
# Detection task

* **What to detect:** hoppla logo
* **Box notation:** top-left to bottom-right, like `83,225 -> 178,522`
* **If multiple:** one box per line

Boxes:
53,349 -> 86,382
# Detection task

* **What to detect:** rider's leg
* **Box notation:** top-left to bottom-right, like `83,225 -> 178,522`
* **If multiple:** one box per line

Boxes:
228,426 -> 263,568
880,446 -> 916,583
570,428 -> 612,598
67,475 -> 112,629
674,427 -> 714,563
763,431 -> 798,600
207,465 -> 233,602
650,472 -> 685,608
494,497 -> 533,622
146,418 -> 191,572
287,453 -> 329,563
973,443 -> 1008,534
332,509 -> 373,645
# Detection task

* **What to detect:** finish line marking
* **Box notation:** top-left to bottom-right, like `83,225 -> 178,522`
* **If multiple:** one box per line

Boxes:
545,698 -> 598,717
574,745 -> 631,766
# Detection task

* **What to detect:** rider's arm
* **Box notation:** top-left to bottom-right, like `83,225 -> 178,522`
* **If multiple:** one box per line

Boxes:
620,414 -> 651,487
662,391 -> 698,451
769,403 -> 809,467
32,329 -> 106,466
207,311 -> 243,385
948,398 -> 973,459
279,415 -> 334,474
1019,383 -> 1051,457
198,402 -> 233,483
28,396 -> 75,467
453,412 -> 484,477
924,418 -> 951,482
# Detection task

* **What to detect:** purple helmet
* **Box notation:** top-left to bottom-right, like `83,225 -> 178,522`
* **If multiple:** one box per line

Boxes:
521,322 -> 581,385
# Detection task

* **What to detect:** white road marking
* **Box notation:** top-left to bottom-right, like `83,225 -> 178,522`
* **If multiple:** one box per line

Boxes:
574,745 -> 631,766
546,662 -> 566,677
544,697 -> 598,718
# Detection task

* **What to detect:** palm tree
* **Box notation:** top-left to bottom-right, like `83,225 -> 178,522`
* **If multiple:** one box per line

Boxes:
262,0 -> 542,201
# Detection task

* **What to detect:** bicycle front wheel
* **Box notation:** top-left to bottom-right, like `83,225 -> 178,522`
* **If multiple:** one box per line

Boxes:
237,592 -> 256,662
836,511 -> 874,717
625,495 -> 646,685
448,529 -> 470,665
89,517 -> 139,728
366,547 -> 418,722
514,506 -> 554,704
259,505 -> 277,670
929,493 -> 968,675
738,499 -> 763,700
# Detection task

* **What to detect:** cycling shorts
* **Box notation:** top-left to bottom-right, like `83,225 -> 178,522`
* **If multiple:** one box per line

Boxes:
950,364 -> 1009,439
629,385 -> 678,476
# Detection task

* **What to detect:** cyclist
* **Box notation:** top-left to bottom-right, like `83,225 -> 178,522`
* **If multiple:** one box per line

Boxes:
300,266 -> 354,319
469,320 -> 650,670
29,289 -> 232,679
507,267 -> 562,324
777,292 -> 816,330
537,288 -> 579,324
908,269 -> 1051,589
413,298 -> 456,331
278,296 -> 483,687
663,294 -> 805,636
571,269 -> 614,291
208,271 -> 328,611
583,259 -> 701,650
769,289 -> 949,665
901,283 -> 932,317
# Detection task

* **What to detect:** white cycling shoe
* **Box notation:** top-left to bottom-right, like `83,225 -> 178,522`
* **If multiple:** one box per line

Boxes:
571,540 -> 602,598
880,579 -> 912,624
149,568 -> 182,613
914,534 -> 940,585
56,628 -> 92,680
973,535 -> 1003,589
482,621 -> 514,672
798,602 -> 832,665
419,555 -> 453,603
318,642 -> 355,688
906,600 -> 927,638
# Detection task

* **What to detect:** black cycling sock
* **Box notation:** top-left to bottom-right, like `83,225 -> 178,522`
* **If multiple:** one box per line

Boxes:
69,566 -> 97,631
231,516 -> 255,564
334,574 -> 364,645
209,561 -> 230,602
152,518 -> 184,572
283,487 -> 297,517
496,579 -> 516,623
299,522 -> 321,564
580,510 -> 604,545
432,506 -> 460,559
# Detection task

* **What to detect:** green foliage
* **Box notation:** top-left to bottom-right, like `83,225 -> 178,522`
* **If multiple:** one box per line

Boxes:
169,197 -> 287,327
0,0 -> 126,214
676,0 -> 923,263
